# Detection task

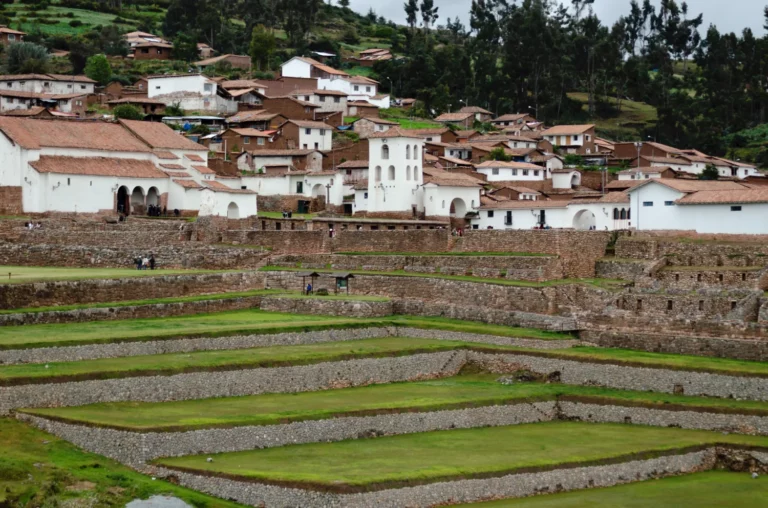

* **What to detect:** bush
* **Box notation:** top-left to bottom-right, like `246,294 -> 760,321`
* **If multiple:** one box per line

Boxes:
112,104 -> 144,120
69,19 -> 83,27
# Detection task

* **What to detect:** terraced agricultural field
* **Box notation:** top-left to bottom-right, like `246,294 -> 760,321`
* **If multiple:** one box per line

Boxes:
0,265 -> 228,284
23,373 -> 768,432
154,422 -> 768,491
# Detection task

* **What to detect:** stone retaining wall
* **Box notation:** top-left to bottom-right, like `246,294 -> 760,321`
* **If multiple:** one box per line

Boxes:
469,351 -> 768,401
653,268 -> 763,290
221,230 -> 327,253
616,236 -> 768,267
152,449 -> 718,508
259,296 -> 393,318
594,259 -> 656,280
0,242 -> 269,269
579,329 -> 768,362
0,296 -> 265,327
272,254 -> 565,281
20,400 -> 768,468
0,327 -> 578,366
0,272 -> 266,310
331,229 -> 450,254
0,352 -> 464,414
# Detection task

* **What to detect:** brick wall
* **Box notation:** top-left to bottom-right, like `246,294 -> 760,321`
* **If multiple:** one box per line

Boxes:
0,187 -> 22,215
454,230 -> 610,278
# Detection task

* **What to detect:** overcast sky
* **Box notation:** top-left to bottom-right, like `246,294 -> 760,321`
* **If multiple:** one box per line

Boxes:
347,0 -> 766,37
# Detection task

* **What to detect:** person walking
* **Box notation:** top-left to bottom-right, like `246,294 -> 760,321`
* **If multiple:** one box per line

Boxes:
149,254 -> 156,270
142,255 -> 150,270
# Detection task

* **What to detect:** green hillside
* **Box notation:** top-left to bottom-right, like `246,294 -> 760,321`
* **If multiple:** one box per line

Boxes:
567,92 -> 658,141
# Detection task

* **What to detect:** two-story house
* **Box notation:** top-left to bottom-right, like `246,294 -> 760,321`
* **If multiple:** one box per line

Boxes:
276,120 -> 333,151
541,124 -> 596,155
147,74 -> 237,114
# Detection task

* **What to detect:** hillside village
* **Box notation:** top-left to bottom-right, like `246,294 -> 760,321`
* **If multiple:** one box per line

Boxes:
0,26 -> 764,234
4,2 -> 768,508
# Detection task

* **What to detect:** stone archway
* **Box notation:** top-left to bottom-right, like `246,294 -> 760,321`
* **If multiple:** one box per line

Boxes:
130,186 -> 146,215
116,185 -> 130,215
449,198 -> 467,218
572,209 -> 596,230
227,202 -> 240,219
146,187 -> 160,206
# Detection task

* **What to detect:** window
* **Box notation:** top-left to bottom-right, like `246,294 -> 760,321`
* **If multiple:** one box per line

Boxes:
5,83 -> 10,88
296,182 -> 304,193
68,84 -> 73,89
319,96 -> 326,102
613,209 -> 619,220
257,138 -> 265,145
413,146 -> 419,160
505,211 -> 512,225
305,128 -> 312,135
381,144 -> 390,160
375,166 -> 382,182
7,34 -> 14,41
731,206 -> 743,211
492,168 -> 499,175
406,145 -> 411,160
314,142 -> 319,149
304,96 -> 310,101
664,201 -> 674,206
303,144 -> 308,149
354,85 -> 359,91
334,97 -> 340,103
522,170 -> 529,176
204,83 -> 213,92
80,85 -> 86,90
320,129 -> 326,136
67,178 -> 70,186
364,192 -> 368,199
512,169 -> 518,176
643,201 -> 654,207
488,211 -> 494,218
413,166 -> 419,180
388,165 -> 395,180
573,135 -> 579,142
586,134 -> 591,141
243,136 -> 250,144
442,200 -> 446,209
406,166 -> 411,180
534,170 -> 539,177
366,86 -> 371,92
157,49 -> 163,55
155,86 -> 161,90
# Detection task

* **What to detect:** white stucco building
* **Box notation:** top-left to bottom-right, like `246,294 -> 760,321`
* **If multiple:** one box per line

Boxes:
0,74 -> 96,94
365,128 -> 425,215
148,74 -> 237,115
0,117 -> 255,218
475,160 -> 549,182
628,179 -> 768,234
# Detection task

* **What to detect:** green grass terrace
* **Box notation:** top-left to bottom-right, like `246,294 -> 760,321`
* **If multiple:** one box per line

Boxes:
23,373 -> 768,432
0,311 -> 574,350
455,471 -> 768,507
260,266 -> 628,290
0,266 -> 236,284
3,337 -> 768,386
154,422 -> 768,492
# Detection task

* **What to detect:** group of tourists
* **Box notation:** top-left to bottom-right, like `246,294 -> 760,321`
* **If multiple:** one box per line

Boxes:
147,205 -> 166,217
24,222 -> 42,230
281,210 -> 294,218
134,254 -> 156,270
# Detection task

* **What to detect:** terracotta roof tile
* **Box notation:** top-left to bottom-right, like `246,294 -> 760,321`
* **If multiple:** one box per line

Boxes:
541,124 -> 595,136
173,179 -> 203,189
160,164 -> 186,170
184,154 -> 205,162
492,113 -> 531,123
423,167 -> 483,187
0,117 -> 151,152
283,119 -> 334,130
227,110 -> 284,123
229,128 -> 272,137
459,106 -> 493,115
154,151 -> 179,160
337,160 -> 369,169
192,165 -> 216,175
119,119 -> 206,151
476,161 -> 543,170
632,179 -> 748,193
676,189 -> 768,205
435,112 -> 474,122
30,156 -> 167,178
479,200 -> 568,210
203,180 -> 256,194
369,126 -> 424,139
246,149 -> 320,157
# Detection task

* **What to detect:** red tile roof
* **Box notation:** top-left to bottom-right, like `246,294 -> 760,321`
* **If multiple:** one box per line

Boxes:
0,117 -> 151,152
120,119 -> 207,151
184,154 -> 205,162
203,180 -> 256,194
192,165 -> 216,175
30,156 -> 167,178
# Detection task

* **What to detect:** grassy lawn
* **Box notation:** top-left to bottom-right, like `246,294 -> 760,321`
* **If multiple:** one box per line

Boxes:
0,266 -> 232,285
455,471 -> 768,507
0,418 -> 244,507
9,4 -> 139,36
0,289 -> 289,315
0,337 -> 466,385
0,311 -> 575,350
346,66 -> 377,77
257,211 -> 316,219
25,373 -> 768,432
154,422 -> 768,490
566,92 -> 657,140
273,294 -> 390,302
261,266 -> 628,290
333,251 -> 552,257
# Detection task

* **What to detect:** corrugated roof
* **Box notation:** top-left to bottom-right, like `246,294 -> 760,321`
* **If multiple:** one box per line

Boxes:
30,156 -> 167,178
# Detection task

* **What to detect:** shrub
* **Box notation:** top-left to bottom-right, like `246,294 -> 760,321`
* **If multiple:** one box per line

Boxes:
112,104 -> 144,120
69,19 -> 83,27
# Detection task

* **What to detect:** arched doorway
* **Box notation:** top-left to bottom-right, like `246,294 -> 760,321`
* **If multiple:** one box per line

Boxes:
449,198 -> 467,218
572,209 -> 596,230
570,172 -> 581,188
311,183 -> 324,198
116,185 -> 129,215
147,187 -> 160,206
131,186 -> 145,215
227,202 -> 240,219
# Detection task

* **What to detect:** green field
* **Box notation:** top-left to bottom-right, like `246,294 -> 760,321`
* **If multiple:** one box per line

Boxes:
0,418 -> 244,507
0,337 -> 466,385
0,311 -> 574,350
261,266 -> 628,290
566,92 -> 658,140
456,471 -> 768,507
0,265 -> 228,284
9,4 -> 140,36
24,373 -> 768,432
155,422 -> 768,490
333,251 -> 552,257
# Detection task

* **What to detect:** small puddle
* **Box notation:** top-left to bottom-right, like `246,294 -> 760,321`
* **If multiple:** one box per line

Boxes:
125,496 -> 193,508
